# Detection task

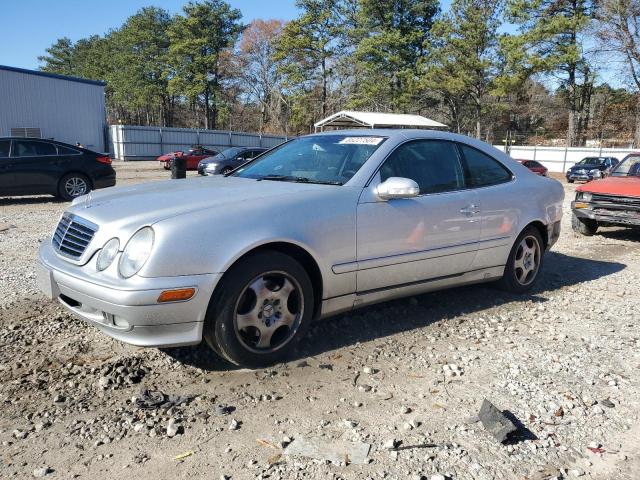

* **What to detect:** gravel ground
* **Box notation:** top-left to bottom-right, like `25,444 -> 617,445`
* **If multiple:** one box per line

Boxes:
1,163 -> 639,480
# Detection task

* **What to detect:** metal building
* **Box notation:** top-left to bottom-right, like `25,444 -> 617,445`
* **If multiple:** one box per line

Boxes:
0,65 -> 106,151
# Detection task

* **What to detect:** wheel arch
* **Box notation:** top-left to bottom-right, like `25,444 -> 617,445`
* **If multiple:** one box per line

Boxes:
216,241 -> 324,320
520,220 -> 548,249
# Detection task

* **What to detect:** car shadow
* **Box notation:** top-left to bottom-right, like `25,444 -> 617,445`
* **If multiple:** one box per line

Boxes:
162,251 -> 625,371
0,195 -> 64,206
597,227 -> 640,243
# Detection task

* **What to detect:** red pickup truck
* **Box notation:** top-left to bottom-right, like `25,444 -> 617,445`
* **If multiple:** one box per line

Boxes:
571,153 -> 640,235
157,145 -> 218,170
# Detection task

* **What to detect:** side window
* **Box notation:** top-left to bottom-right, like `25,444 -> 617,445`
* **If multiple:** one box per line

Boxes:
12,140 -> 38,157
380,140 -> 465,194
0,140 -> 10,158
57,145 -> 81,155
459,144 -> 512,187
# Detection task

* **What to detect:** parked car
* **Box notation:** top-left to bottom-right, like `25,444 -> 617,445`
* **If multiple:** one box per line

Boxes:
566,156 -> 618,183
198,147 -> 268,175
517,159 -> 548,176
36,130 -> 563,368
0,137 -> 116,201
157,145 -> 218,171
571,153 -> 640,235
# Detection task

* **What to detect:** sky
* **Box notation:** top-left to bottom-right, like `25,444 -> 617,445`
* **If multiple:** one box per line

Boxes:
0,0 -> 300,70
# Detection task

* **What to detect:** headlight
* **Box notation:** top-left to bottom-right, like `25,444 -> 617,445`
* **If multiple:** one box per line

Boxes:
96,238 -> 120,271
205,163 -> 218,170
577,192 -> 592,202
118,227 -> 154,278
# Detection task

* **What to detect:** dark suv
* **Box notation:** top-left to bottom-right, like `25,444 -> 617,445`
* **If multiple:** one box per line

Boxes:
198,147 -> 268,175
566,156 -> 618,183
0,137 -> 116,200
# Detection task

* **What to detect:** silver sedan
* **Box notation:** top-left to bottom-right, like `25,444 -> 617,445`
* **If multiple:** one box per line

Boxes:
36,130 -> 564,367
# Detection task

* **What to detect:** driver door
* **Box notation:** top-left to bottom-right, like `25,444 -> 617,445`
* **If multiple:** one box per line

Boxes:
356,140 -> 481,292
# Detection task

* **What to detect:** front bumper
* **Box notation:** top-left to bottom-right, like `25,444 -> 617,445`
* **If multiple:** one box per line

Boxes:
566,172 -> 595,182
36,240 -> 222,347
572,202 -> 640,227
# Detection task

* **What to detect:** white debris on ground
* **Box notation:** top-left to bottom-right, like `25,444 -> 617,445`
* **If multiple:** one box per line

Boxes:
1,163 -> 639,479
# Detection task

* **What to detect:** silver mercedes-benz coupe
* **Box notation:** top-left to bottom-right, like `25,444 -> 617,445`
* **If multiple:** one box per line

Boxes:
36,130 -> 563,367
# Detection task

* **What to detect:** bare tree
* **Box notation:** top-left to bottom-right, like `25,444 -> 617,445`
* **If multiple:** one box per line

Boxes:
237,19 -> 286,133
597,0 -> 640,145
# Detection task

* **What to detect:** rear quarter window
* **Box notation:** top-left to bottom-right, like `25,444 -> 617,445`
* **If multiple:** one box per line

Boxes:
459,144 -> 512,187
56,145 -> 81,155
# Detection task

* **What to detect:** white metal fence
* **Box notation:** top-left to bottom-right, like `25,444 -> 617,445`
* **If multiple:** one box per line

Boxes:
109,125 -> 290,160
495,145 -> 636,173
107,126 -> 636,169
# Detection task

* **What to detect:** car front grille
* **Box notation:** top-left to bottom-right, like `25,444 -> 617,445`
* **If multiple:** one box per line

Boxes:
52,214 -> 98,259
591,193 -> 640,210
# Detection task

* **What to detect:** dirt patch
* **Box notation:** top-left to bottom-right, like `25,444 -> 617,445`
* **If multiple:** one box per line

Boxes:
1,164 -> 639,479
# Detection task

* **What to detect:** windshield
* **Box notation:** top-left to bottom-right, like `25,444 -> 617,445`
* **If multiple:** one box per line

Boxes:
232,134 -> 386,185
214,147 -> 244,159
577,157 -> 604,165
610,155 -> 640,177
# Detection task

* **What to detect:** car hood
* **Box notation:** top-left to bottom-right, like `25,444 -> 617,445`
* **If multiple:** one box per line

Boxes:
69,176 -> 335,227
577,176 -> 640,197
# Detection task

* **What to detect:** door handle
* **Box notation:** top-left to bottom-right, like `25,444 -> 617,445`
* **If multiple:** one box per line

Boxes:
460,204 -> 480,215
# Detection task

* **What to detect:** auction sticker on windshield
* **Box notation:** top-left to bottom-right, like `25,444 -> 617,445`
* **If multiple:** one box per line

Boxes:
338,137 -> 384,145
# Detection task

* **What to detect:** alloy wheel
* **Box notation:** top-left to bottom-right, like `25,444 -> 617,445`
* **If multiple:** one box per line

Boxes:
233,271 -> 304,353
513,235 -> 541,285
64,177 -> 88,198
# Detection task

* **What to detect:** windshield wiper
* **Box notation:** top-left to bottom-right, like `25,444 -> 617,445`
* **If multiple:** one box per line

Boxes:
257,175 -> 342,185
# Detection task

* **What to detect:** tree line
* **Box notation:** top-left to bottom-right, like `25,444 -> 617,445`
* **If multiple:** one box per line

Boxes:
38,0 -> 640,147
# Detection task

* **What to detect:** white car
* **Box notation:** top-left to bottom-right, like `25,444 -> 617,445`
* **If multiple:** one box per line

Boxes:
37,130 -> 564,367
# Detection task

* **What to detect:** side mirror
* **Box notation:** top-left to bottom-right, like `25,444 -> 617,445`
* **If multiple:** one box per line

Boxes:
375,177 -> 420,200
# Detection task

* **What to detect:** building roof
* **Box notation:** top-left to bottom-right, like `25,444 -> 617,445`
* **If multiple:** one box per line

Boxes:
314,110 -> 447,130
0,65 -> 105,87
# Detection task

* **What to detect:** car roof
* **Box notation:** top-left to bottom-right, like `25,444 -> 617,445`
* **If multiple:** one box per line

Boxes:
0,137 -> 71,145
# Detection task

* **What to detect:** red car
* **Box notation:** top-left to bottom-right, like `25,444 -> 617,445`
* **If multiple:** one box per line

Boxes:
571,153 -> 640,235
517,159 -> 548,176
157,145 -> 218,170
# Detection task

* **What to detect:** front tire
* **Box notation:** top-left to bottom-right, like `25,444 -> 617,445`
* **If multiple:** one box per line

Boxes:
58,173 -> 91,201
572,213 -> 598,236
203,251 -> 314,368
497,227 -> 544,293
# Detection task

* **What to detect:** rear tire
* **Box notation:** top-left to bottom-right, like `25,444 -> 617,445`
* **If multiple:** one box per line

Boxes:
58,173 -> 91,201
572,213 -> 598,236
497,226 -> 544,293
203,251 -> 314,368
